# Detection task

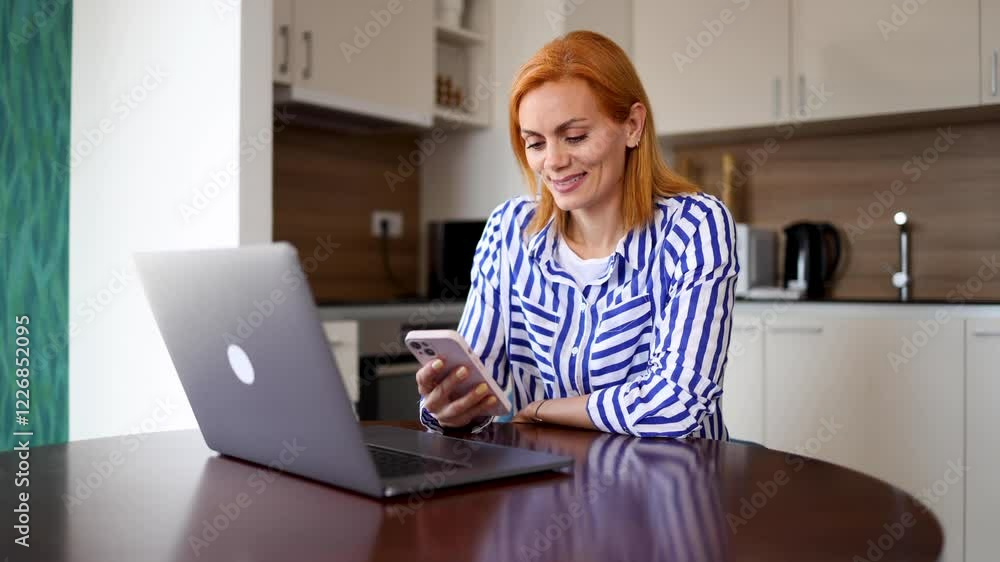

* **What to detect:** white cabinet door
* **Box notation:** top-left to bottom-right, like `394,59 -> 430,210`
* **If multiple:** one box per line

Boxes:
984,0 -> 1000,104
633,0 -> 790,135
763,317 -> 868,465
765,315 -> 965,562
793,0 -> 979,121
966,319 -> 1000,562
273,0 -> 293,85
722,316 -> 764,443
292,0 -> 434,127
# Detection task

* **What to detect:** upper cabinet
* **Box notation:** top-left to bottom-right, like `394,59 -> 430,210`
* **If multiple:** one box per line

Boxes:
984,0 -> 1000,104
637,0 -> 988,135
633,0 -> 790,136
792,0 -> 980,121
289,0 -> 434,127
273,0 -> 293,86
272,0 -> 493,129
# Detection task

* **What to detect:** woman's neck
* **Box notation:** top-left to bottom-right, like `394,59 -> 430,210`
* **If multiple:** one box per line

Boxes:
564,196 -> 625,259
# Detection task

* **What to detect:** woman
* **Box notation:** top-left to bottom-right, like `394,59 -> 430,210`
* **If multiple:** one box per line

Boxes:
416,31 -> 739,439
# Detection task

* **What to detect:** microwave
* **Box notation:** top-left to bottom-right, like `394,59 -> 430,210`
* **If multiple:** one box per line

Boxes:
734,224 -> 777,296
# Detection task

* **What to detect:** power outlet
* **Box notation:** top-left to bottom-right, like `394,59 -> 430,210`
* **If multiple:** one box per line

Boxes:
371,210 -> 403,238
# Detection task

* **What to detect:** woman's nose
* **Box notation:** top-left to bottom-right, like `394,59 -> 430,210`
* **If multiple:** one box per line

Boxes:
545,143 -> 570,170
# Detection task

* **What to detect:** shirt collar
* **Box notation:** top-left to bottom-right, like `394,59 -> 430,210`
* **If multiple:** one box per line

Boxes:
528,214 -> 643,272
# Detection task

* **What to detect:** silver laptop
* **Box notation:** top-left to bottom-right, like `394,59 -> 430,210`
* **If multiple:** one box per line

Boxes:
134,242 -> 572,498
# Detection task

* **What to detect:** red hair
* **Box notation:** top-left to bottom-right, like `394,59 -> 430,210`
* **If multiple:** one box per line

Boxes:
508,31 -> 699,236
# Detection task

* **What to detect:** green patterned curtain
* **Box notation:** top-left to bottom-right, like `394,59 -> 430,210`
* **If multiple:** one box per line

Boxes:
1,0 -> 72,449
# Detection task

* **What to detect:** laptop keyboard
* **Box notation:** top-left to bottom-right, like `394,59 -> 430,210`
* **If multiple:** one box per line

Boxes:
366,445 -> 467,479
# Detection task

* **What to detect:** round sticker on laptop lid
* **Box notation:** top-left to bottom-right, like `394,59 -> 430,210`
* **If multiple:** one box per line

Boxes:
226,344 -> 255,385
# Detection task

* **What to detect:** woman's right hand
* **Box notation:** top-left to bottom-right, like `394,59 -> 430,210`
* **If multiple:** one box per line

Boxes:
416,359 -> 497,428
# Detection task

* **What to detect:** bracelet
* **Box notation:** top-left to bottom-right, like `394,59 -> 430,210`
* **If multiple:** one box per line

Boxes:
531,400 -> 547,423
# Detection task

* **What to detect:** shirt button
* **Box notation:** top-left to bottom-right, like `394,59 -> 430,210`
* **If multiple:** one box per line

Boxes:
571,347 -> 579,355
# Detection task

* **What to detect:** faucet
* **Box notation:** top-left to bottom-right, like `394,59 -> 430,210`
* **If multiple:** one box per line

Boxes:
891,211 -> 910,301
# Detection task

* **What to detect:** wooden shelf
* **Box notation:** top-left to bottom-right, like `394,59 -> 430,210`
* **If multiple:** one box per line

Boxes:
433,105 -> 489,128
435,22 -> 487,46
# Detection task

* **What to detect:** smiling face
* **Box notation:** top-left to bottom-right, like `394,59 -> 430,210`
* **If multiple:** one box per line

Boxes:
518,78 -> 641,215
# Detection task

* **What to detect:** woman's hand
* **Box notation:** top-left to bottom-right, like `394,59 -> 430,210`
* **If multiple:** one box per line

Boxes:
416,359 -> 497,428
512,399 -> 544,424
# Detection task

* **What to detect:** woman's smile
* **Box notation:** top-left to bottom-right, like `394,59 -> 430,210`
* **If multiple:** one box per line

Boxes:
549,171 -> 588,193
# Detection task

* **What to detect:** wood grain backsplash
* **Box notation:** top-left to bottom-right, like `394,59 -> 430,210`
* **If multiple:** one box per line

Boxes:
673,119 -> 1000,301
274,124 -> 421,302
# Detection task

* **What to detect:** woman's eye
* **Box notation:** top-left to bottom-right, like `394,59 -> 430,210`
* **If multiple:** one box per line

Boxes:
526,141 -> 544,150
566,135 -> 588,144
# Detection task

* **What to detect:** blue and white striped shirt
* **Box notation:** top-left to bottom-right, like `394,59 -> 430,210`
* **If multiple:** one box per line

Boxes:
420,192 -> 739,439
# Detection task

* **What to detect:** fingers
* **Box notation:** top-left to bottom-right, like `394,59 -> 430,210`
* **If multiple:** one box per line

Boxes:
440,392 -> 498,428
422,365 -> 469,414
415,359 -> 445,396
437,382 -> 494,421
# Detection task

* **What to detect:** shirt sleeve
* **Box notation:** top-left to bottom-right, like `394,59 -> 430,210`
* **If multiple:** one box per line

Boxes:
586,197 -> 739,437
420,203 -> 509,434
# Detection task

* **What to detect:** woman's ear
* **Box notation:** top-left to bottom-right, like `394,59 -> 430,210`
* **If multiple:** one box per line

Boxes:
625,102 -> 647,148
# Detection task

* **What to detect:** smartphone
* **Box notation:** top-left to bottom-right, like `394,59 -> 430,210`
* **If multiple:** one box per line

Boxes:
405,329 -> 511,417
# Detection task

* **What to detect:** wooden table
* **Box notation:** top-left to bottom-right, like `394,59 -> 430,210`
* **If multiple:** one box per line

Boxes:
0,422 -> 942,561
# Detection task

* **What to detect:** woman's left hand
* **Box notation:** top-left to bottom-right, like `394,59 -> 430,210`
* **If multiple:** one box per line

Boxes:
512,400 -> 544,424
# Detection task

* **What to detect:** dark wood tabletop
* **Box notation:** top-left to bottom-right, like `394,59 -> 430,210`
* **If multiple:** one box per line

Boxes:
0,421 -> 942,562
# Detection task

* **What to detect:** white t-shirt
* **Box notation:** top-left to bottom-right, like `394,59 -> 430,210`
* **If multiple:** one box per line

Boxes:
556,236 -> 612,287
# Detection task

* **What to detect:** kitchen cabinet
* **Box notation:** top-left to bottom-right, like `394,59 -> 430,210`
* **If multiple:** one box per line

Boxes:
965,319 -> 1000,562
286,0 -> 435,127
632,0 -> 790,135
764,314 -> 965,562
722,316 -> 764,443
323,321 -> 360,407
273,0 -> 293,86
984,0 -> 1000,104
792,0 -> 980,121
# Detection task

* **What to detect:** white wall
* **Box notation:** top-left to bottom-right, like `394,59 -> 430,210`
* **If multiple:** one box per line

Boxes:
69,0 -> 272,440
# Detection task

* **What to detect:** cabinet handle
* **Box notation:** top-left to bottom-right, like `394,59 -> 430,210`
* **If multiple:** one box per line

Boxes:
798,74 -> 806,115
768,326 -> 824,334
302,30 -> 313,80
992,49 -> 998,97
973,330 -> 1000,337
278,24 -> 289,75
773,77 -> 782,119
